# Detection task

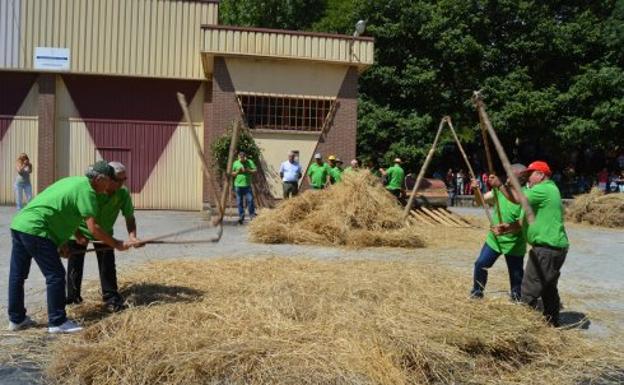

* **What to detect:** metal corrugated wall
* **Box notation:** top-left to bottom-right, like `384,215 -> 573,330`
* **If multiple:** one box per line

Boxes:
0,0 -> 21,67
5,0 -> 218,78
0,116 -> 38,204
202,27 -> 375,67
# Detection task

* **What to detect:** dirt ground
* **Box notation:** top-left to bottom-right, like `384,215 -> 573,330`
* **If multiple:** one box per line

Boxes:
0,206 -> 622,385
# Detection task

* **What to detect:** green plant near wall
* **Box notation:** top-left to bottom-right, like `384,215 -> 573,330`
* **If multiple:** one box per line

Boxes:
211,121 -> 262,174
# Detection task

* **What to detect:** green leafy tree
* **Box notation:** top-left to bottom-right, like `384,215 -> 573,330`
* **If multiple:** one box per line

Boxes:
219,0 -> 326,30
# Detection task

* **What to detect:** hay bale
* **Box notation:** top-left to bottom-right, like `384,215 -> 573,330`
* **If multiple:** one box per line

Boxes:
249,171 -> 424,248
47,259 -> 623,385
567,189 -> 624,228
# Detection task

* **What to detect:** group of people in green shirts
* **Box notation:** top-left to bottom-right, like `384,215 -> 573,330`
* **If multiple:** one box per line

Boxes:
305,153 -> 350,190
8,161 -> 140,333
470,161 -> 569,327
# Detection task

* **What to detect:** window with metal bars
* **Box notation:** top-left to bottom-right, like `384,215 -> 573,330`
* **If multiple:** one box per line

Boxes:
238,94 -> 334,131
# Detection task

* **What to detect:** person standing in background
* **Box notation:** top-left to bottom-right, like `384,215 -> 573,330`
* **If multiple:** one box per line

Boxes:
15,153 -> 33,210
279,151 -> 302,199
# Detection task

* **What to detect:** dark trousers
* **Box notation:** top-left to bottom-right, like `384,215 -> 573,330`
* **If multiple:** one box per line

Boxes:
521,246 -> 568,326
472,243 -> 524,300
67,241 -> 121,303
8,230 -> 67,326
235,186 -> 256,220
282,181 -> 299,199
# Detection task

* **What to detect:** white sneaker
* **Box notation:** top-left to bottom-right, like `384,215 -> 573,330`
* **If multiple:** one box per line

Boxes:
8,316 -> 37,331
48,319 -> 83,334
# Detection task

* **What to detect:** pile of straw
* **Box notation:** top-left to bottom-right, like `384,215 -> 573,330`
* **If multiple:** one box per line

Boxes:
567,188 -> 624,227
47,258 -> 622,385
249,170 -> 424,248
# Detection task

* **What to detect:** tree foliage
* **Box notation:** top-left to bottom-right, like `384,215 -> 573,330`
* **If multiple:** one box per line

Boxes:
220,0 -> 624,172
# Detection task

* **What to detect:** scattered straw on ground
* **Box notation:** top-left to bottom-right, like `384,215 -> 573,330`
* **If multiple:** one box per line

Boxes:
566,189 -> 624,228
46,258 -> 623,385
249,171 -> 425,248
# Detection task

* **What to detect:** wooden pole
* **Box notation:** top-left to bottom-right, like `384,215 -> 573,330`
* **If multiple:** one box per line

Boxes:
445,117 -> 494,226
402,118 -> 446,219
217,120 -> 241,224
475,101 -> 504,224
177,92 -> 221,213
472,91 -> 535,223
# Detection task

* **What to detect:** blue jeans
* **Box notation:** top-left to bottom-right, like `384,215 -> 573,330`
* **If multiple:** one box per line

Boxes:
235,186 -> 255,220
8,230 -> 67,326
14,182 -> 33,210
472,243 -> 524,300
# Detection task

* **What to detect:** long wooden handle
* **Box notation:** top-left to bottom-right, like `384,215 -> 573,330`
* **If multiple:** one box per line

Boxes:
472,92 -> 535,223
402,118 -> 446,219
216,120 -> 241,225
445,117 -> 494,226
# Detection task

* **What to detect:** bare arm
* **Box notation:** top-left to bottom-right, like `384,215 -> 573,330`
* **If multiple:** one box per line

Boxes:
85,217 -> 129,251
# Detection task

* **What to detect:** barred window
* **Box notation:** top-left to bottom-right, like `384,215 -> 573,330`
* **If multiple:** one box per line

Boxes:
238,93 -> 335,132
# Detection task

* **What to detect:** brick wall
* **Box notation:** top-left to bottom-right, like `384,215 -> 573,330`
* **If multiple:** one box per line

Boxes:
203,57 -> 242,205
37,74 -> 56,192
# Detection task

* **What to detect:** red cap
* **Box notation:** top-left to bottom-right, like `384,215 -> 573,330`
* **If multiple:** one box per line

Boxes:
526,161 -> 551,176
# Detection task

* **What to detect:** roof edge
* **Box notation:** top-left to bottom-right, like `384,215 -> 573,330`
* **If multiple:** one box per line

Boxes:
201,24 -> 375,42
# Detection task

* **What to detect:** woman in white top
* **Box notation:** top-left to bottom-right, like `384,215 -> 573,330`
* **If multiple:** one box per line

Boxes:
15,153 -> 33,209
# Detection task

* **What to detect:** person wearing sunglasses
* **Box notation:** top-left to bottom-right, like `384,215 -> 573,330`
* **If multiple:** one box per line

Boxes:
66,161 -> 142,312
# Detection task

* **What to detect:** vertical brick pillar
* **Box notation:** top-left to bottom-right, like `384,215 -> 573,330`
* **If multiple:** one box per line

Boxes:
37,74 -> 56,192
315,66 -> 359,164
203,57 -> 241,205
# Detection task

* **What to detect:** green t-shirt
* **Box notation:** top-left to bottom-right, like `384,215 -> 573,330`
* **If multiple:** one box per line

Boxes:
485,189 -> 526,256
232,159 -> 256,188
386,164 -> 405,190
329,166 -> 343,184
307,162 -> 330,188
76,187 -> 134,240
524,180 -> 569,248
11,176 -> 99,246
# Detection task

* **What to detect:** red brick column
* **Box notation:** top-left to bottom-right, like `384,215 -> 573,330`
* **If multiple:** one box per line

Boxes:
203,57 -> 242,205
37,74 -> 56,192
310,66 -> 359,176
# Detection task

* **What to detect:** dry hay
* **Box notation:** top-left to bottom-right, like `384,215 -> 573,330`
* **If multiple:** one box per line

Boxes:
46,258 -> 623,385
249,170 -> 424,248
566,188 -> 624,228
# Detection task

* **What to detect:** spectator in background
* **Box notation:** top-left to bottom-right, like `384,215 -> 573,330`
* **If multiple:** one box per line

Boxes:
481,171 -> 489,193
15,153 -> 33,210
597,168 -> 609,192
446,169 -> 456,206
307,153 -> 330,190
380,158 -> 405,200
456,170 -> 465,196
232,151 -> 257,225
279,151 -> 302,199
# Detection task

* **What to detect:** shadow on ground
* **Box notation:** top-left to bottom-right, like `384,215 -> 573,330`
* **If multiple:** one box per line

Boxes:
121,283 -> 204,306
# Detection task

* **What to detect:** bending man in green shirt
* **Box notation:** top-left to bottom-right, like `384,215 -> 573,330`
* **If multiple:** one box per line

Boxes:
469,164 -> 527,301
67,162 -> 141,312
8,161 -> 132,334
232,151 -> 257,225
491,161 -> 569,326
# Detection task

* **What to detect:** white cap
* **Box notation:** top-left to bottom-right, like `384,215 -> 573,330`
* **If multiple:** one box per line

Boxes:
108,161 -> 126,175
314,153 -> 322,159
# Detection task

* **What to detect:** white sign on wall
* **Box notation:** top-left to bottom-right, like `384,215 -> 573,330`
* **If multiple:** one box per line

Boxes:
34,47 -> 70,71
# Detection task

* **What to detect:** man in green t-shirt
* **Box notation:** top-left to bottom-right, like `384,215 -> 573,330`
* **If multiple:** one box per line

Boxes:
232,151 -> 257,225
328,155 -> 343,184
470,164 -> 527,301
492,161 -> 569,326
8,161 -> 132,334
380,158 -> 405,199
66,162 -> 141,312
307,153 -> 330,190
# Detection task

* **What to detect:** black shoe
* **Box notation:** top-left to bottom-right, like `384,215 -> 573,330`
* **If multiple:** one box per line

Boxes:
238,218 -> 244,225
105,298 -> 126,313
66,295 -> 83,305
